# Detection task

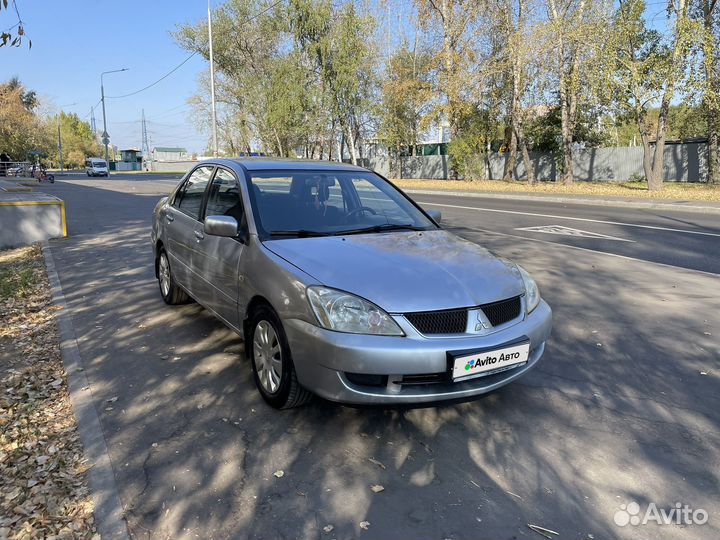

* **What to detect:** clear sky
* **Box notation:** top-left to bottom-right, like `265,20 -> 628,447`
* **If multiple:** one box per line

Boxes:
3,0 -> 213,154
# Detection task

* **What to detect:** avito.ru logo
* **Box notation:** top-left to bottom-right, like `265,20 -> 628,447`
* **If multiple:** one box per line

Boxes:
614,501 -> 708,527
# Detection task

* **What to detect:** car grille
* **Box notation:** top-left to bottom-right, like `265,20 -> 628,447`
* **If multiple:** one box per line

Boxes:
404,296 -> 522,335
405,308 -> 468,335
481,296 -> 522,326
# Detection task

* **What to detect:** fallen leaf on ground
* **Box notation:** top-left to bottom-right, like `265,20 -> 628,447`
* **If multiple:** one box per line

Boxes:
323,524 -> 334,533
360,521 -> 370,530
370,484 -> 384,493
368,457 -> 386,469
273,470 -> 284,478
0,245 -> 96,538
528,524 -> 559,539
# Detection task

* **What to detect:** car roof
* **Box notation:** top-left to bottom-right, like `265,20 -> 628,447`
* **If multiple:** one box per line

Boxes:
207,157 -> 369,173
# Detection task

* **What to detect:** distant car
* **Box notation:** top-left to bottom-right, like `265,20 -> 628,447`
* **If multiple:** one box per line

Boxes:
6,165 -> 27,177
85,158 -> 108,177
151,158 -> 552,408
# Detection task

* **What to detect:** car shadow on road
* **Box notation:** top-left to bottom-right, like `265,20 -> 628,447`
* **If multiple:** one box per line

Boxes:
42,180 -> 720,540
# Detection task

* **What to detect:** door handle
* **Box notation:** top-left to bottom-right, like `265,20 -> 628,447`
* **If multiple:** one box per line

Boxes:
194,230 -> 204,241
166,212 -> 174,223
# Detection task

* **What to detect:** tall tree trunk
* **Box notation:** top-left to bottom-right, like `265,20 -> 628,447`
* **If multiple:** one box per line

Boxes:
274,131 -> 284,158
548,0 -> 586,185
709,114 -> 720,184
558,70 -> 574,184
516,124 -> 535,184
650,95 -> 670,190
345,122 -> 357,165
640,132 -> 655,187
503,126 -> 517,180
703,0 -> 719,184
649,0 -> 688,191
511,48 -> 535,184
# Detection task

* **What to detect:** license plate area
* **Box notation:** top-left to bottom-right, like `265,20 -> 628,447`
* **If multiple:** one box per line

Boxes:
449,340 -> 530,382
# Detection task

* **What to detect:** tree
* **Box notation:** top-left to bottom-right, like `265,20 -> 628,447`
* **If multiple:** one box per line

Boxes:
288,0 -> 377,164
415,0 -> 480,141
378,40 -> 434,155
174,0 -> 289,155
609,0 -> 668,190
545,0 -> 610,184
691,0 -> 719,183
492,0 -> 539,183
0,79 -> 51,160
50,112 -> 102,168
610,0 -> 696,191
650,0 -> 695,189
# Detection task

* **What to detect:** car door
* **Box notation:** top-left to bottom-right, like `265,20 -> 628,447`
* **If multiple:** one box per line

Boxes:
194,166 -> 247,329
163,165 -> 214,295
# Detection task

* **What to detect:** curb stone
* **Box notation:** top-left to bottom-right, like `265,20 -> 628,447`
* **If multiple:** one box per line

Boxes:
403,189 -> 720,215
41,242 -> 131,540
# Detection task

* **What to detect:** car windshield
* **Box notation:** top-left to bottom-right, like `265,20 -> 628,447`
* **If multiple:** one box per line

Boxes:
248,170 -> 437,238
93,161 -> 106,167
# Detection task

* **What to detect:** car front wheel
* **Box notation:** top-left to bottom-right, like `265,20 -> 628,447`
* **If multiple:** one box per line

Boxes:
247,305 -> 312,409
157,250 -> 190,305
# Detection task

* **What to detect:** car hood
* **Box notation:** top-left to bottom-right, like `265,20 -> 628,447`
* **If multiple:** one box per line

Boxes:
262,230 -> 525,313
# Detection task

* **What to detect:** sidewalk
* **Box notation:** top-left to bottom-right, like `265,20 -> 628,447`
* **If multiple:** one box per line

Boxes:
402,188 -> 720,214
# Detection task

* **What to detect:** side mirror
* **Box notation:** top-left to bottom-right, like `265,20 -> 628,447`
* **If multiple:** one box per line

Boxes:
204,215 -> 238,237
426,209 -> 442,224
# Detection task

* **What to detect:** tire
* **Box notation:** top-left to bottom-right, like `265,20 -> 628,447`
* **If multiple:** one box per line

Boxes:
87,171 -> 91,176
157,250 -> 190,305
247,305 -> 312,409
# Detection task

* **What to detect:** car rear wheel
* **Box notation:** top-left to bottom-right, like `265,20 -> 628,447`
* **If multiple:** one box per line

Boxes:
247,306 -> 312,409
157,250 -> 190,305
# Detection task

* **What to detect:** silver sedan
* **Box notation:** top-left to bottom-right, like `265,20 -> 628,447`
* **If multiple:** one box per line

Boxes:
151,159 -> 552,408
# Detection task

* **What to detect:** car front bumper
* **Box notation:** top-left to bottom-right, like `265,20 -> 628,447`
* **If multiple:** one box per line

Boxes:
284,299 -> 552,404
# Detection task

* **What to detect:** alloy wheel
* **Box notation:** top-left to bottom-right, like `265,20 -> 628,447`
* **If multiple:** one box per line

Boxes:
253,320 -> 282,393
159,253 -> 171,298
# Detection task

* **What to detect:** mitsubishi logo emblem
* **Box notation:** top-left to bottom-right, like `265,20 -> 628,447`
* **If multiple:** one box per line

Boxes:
474,309 -> 492,332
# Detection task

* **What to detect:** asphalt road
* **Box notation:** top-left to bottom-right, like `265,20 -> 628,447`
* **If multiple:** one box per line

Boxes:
37,173 -> 719,539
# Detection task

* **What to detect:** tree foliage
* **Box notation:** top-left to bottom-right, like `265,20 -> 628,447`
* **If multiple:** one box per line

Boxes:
171,0 -> 718,186
0,0 -> 31,49
0,79 -> 50,160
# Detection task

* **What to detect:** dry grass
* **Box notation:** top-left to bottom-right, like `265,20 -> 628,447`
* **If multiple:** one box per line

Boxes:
0,245 -> 97,540
390,178 -> 720,202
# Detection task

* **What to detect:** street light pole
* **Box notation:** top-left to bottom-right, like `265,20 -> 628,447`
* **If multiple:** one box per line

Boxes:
208,0 -> 219,157
100,68 -> 129,173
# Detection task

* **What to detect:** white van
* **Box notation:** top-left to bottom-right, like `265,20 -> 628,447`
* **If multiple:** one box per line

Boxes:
85,158 -> 109,177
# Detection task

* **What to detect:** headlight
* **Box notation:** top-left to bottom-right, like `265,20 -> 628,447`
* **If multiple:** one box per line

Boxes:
307,286 -> 404,335
517,265 -> 541,313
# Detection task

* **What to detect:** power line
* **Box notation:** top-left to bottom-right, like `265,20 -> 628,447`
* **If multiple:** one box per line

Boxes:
106,52 -> 198,99
104,0 -> 286,101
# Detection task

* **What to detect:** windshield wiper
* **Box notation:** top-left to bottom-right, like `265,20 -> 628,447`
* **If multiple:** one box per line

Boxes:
268,229 -> 330,238
333,223 -> 426,236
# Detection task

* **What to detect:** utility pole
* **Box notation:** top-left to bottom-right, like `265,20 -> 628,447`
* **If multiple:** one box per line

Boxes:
57,120 -> 63,173
208,0 -> 219,157
141,109 -> 151,171
100,68 -> 129,172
